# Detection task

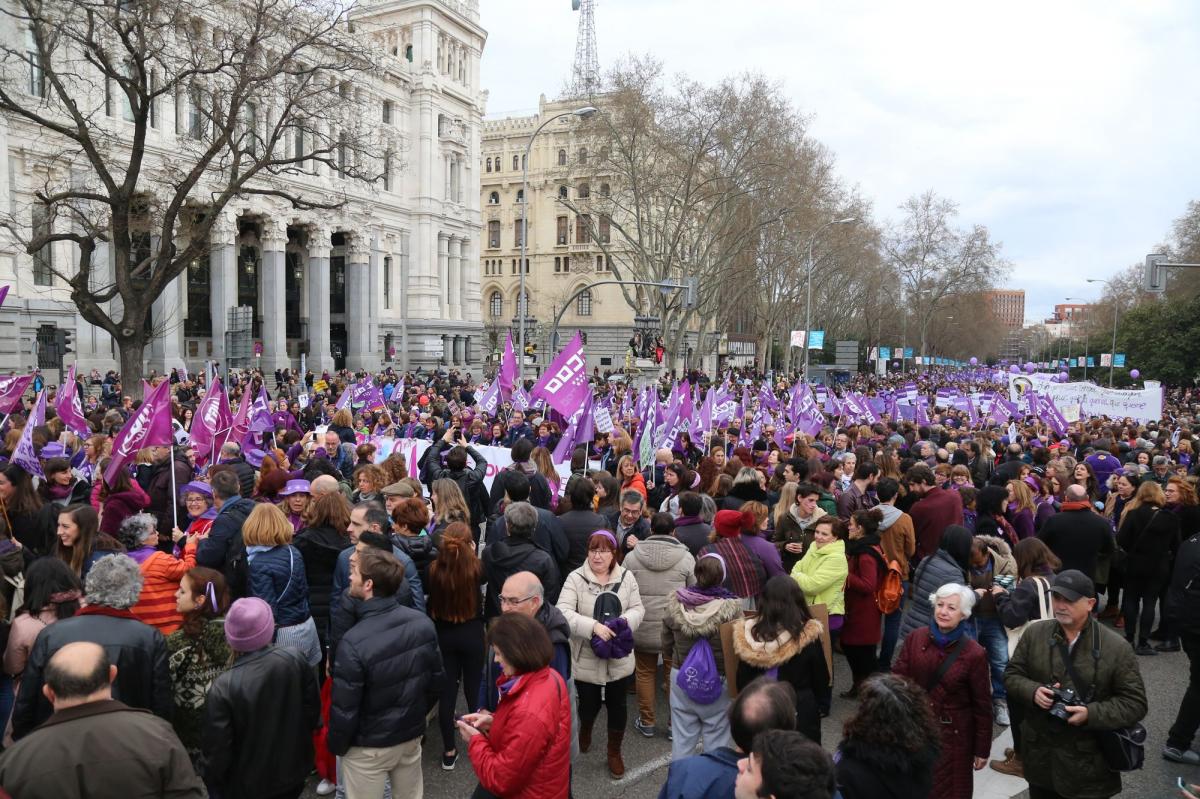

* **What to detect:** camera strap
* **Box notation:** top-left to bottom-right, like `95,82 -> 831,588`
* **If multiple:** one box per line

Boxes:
1055,623 -> 1100,703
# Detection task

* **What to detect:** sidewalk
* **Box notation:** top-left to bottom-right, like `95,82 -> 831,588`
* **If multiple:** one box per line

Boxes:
975,727 -> 1029,799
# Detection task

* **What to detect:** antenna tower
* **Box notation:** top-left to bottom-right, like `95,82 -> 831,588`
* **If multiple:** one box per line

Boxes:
570,0 -> 599,97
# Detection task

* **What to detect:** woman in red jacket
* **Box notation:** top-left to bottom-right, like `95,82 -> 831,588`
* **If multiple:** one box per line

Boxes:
894,582 -> 992,799
841,508 -> 885,697
458,613 -> 570,799
617,456 -> 648,502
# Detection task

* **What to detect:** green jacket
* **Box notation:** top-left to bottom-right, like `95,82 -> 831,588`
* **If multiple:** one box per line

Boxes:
791,538 -> 847,616
1003,617 -> 1147,799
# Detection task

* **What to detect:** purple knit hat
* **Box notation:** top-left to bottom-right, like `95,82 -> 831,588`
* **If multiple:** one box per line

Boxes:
225,597 -> 274,653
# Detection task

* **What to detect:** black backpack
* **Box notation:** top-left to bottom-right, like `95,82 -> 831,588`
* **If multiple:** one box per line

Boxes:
592,571 -> 626,623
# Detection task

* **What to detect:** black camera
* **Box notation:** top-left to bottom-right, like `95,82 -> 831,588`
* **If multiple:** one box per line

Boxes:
1045,685 -> 1079,721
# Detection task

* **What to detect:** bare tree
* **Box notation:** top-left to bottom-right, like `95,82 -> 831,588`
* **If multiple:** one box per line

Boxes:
0,0 -> 387,395
882,191 -> 1009,360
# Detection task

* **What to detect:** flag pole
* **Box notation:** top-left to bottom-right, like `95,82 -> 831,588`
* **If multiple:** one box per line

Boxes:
169,442 -> 179,531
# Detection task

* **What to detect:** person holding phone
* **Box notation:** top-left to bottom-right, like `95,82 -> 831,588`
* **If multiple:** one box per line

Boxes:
458,613 -> 570,799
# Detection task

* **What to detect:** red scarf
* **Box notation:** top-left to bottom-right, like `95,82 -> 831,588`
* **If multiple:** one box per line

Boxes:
1061,500 -> 1092,512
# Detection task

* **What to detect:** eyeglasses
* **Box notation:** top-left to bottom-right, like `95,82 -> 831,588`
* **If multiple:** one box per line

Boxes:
184,497 -> 208,505
498,594 -> 535,607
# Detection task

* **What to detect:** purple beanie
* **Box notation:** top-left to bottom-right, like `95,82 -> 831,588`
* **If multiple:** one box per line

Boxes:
225,597 -> 275,653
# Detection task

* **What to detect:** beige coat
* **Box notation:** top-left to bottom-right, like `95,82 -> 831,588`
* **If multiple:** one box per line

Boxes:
556,562 -> 645,685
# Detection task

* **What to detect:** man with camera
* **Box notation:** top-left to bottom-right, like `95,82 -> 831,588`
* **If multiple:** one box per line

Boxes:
1004,570 -> 1147,799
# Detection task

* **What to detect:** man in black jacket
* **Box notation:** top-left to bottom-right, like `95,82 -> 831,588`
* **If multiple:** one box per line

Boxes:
330,550 -> 443,794
485,471 -> 568,570
216,442 -> 257,498
142,444 -> 193,545
12,555 -> 173,738
607,490 -> 650,555
488,438 -> 552,514
196,469 -> 256,599
1165,526 -> 1200,764
483,502 -> 560,616
420,427 -> 489,535
1037,484 -> 1115,583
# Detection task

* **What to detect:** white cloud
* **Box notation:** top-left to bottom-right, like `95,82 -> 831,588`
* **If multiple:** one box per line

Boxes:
479,0 -> 1200,321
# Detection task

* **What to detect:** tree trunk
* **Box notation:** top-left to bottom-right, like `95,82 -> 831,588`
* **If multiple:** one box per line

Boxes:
119,336 -> 147,401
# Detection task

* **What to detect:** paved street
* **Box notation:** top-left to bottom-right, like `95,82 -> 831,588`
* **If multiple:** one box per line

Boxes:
302,613 -> 1197,799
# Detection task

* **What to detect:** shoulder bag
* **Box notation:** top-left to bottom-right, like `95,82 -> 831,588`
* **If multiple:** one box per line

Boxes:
1056,627 -> 1147,772
1006,576 -> 1051,656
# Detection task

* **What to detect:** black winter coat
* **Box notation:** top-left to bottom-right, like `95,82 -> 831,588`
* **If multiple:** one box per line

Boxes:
217,457 -> 257,500
144,454 -> 193,536
420,441 -> 490,531
488,465 -> 552,516
1117,503 -> 1181,581
717,482 -> 768,511
1038,508 -> 1115,582
559,509 -> 610,574
1167,530 -> 1200,637
203,646 -> 320,799
196,496 -> 256,599
12,611 -> 173,738
482,536 -> 560,617
294,525 -> 353,646
486,507 -> 569,572
327,597 -> 444,755
836,742 -> 936,799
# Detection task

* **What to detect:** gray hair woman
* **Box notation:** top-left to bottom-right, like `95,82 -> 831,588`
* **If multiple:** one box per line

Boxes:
893,583 -> 993,799
118,512 -> 202,635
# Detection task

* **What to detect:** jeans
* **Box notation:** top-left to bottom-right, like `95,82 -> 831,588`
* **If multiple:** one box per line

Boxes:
970,615 -> 1009,700
435,618 -> 485,754
668,668 -> 732,760
1168,633 -> 1200,750
633,650 -> 671,728
878,581 -> 908,670
1122,573 -> 1167,644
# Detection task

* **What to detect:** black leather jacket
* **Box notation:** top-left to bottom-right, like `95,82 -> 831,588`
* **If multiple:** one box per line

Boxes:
203,646 -> 320,799
327,597 -> 443,755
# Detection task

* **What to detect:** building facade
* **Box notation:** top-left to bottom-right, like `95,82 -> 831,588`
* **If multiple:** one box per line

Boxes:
986,289 -> 1026,330
0,0 -> 485,376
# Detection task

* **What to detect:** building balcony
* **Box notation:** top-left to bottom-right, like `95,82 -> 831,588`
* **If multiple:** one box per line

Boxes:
569,243 -> 592,253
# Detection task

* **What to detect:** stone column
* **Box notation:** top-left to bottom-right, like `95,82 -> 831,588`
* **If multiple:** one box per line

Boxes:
208,213 -> 238,369
464,335 -> 473,366
306,224 -> 335,373
448,236 -> 462,320
259,218 -> 289,372
369,231 -> 383,363
437,233 -> 449,317
344,234 -> 377,371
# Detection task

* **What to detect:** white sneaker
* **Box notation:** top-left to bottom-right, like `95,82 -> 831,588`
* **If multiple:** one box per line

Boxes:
994,700 -> 1010,726
317,779 -> 336,796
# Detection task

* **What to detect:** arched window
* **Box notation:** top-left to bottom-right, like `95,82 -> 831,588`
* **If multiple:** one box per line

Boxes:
558,186 -> 568,200
579,147 -> 588,165
577,289 -> 592,316
516,189 -> 524,203
557,149 -> 567,166
599,146 -> 609,161
485,157 -> 492,172
512,155 -> 519,171
488,191 -> 499,204
578,183 -> 590,198
599,183 -> 610,197
489,290 -> 503,318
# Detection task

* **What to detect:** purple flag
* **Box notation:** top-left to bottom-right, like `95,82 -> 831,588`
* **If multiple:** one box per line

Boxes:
1039,394 -> 1069,437
227,389 -> 252,446
478,379 -> 501,416
359,384 -> 387,412
190,379 -> 232,467
498,332 -> 518,402
0,374 -> 34,415
104,380 -> 174,485
12,390 -> 47,477
553,391 -> 595,464
247,387 -> 274,434
530,332 -> 589,419
0,285 -> 8,309
512,386 -> 532,412
55,364 -> 90,438
795,411 -> 824,438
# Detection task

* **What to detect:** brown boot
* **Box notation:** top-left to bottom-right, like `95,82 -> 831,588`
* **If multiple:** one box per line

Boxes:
579,719 -> 594,753
607,729 -> 626,778
989,751 -> 1023,778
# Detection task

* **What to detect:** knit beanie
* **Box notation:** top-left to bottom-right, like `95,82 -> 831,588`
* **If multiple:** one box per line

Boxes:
714,509 -> 752,538
225,597 -> 275,653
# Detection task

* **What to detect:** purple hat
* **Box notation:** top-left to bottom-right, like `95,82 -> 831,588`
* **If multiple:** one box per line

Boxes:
279,479 -> 311,497
225,597 -> 275,652
180,481 -> 212,497
590,616 -> 635,660
39,442 -> 66,460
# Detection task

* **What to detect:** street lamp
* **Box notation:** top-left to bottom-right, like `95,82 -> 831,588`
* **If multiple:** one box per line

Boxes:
803,217 -> 857,381
1086,278 -> 1119,387
517,105 -> 599,383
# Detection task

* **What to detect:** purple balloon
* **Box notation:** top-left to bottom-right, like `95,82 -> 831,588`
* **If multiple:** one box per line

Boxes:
969,357 -> 978,365
1024,362 -> 1035,373
1009,364 -> 1019,374
1058,372 -> 1068,381
1130,369 -> 1140,379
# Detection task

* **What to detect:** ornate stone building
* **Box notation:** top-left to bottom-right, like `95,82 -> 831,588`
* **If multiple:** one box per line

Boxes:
0,0 -> 485,376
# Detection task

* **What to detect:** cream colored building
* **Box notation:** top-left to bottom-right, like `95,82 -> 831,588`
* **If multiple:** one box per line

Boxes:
0,0 -> 485,376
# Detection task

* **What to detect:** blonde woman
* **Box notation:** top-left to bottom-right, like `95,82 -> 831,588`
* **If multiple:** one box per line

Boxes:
1006,479 -> 1037,541
242,503 -> 320,666
430,478 -> 472,546
532,446 -> 561,509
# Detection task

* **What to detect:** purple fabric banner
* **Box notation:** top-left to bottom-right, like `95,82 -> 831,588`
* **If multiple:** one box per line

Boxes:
11,390 -> 47,477
530,332 -> 589,419
104,380 -> 174,485
55,364 -> 91,438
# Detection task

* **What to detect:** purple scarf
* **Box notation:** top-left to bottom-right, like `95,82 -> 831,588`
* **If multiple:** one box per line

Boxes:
676,584 -> 737,607
674,515 -> 704,527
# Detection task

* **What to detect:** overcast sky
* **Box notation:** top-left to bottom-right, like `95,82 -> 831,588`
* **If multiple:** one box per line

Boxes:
477,0 -> 1200,323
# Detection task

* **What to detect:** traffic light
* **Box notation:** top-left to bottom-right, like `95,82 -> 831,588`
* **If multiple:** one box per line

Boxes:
683,277 -> 699,309
1145,253 -> 1167,293
56,328 -> 73,356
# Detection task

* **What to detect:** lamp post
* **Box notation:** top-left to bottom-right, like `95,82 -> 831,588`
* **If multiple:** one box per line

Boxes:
1086,278 -> 1119,387
802,217 -> 857,381
517,106 -> 598,384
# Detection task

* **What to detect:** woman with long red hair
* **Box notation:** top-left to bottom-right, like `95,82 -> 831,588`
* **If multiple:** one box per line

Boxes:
426,521 -> 486,771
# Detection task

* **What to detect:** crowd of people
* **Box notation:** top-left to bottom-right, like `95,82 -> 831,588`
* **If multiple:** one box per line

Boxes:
0,360 -> 1195,799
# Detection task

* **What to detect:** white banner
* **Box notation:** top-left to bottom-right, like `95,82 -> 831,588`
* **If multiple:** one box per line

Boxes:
1007,375 -> 1162,422
789,330 -> 805,348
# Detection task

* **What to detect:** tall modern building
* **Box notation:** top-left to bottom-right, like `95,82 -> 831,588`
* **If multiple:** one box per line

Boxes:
0,0 -> 486,376
986,289 -> 1026,329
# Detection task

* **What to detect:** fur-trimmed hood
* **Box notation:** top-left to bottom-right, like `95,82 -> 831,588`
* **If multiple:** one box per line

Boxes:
732,616 -> 822,668
974,534 -> 1011,558
665,594 -> 742,638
